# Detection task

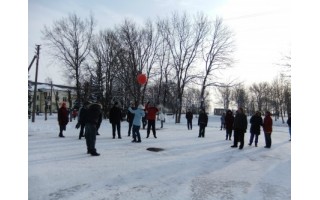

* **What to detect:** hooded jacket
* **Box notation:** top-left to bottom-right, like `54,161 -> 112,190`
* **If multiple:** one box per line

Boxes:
128,106 -> 145,126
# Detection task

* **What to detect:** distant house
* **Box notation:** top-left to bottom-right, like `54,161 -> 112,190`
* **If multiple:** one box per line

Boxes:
28,81 -> 77,113
214,108 -> 225,116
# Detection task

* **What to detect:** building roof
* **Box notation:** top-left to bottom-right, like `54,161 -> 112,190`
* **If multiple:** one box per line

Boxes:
28,81 -> 77,92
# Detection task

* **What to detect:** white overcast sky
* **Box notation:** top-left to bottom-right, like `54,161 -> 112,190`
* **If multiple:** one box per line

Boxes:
27,0 -> 291,86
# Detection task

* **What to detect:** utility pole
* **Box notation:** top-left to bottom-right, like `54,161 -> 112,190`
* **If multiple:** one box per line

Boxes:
28,55 -> 37,72
31,45 -> 40,122
50,81 -> 53,115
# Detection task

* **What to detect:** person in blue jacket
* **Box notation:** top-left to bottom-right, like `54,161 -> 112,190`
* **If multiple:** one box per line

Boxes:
128,104 -> 145,143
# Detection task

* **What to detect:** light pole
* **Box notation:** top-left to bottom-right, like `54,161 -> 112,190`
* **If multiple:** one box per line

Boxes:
31,45 -> 40,122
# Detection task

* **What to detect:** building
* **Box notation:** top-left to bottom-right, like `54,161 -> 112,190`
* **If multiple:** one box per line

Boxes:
28,81 -> 77,113
214,108 -> 226,116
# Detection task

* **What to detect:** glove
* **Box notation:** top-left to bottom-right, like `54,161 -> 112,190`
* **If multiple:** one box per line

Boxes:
75,122 -> 80,129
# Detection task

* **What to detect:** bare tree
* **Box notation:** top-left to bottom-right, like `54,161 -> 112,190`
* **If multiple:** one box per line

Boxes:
271,76 -> 289,123
249,82 -> 269,112
232,84 -> 248,110
158,12 -> 208,123
137,20 -> 162,104
276,51 -> 291,78
199,17 -> 235,106
89,30 -> 116,116
42,13 -> 95,104
114,20 -> 145,105
215,84 -> 232,110
154,27 -> 174,106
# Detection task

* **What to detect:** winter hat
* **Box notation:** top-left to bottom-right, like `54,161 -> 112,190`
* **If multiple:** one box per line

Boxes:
138,104 -> 144,109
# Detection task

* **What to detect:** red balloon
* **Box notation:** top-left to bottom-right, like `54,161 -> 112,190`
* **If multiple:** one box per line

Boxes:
137,74 -> 147,85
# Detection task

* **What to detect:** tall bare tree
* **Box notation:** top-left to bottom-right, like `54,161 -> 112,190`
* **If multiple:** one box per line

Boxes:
42,13 -> 95,104
249,82 -> 269,112
199,17 -> 235,106
158,12 -> 208,123
89,30 -> 117,115
216,84 -> 232,110
232,84 -> 248,110
138,20 -> 161,104
114,20 -> 144,105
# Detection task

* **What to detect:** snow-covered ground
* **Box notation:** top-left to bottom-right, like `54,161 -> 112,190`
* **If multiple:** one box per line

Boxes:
28,113 -> 291,200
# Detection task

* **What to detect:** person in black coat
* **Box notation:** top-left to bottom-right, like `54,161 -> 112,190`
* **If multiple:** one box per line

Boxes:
231,107 -> 248,149
248,111 -> 263,147
76,101 -> 90,140
287,113 -> 291,141
84,103 -> 102,156
225,110 -> 234,140
186,109 -> 193,130
127,102 -> 135,137
198,108 -> 208,138
109,102 -> 123,139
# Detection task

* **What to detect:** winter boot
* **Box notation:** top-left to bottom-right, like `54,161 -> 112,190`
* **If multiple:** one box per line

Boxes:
91,152 -> 100,156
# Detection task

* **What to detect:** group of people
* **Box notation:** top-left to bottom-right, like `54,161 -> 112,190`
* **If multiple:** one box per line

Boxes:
58,101 -> 102,156
58,101 -> 103,156
57,101 -> 290,156
57,100 -> 165,156
186,108 -> 209,138
224,108 -> 277,149
185,107 -> 289,149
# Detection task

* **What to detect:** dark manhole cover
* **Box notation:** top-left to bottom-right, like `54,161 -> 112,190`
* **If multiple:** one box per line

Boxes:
146,147 -> 164,152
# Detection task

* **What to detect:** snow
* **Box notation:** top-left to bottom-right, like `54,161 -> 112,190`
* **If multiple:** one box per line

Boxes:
28,114 -> 291,200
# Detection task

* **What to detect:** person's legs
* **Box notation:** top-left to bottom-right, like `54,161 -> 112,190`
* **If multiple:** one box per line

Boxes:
116,122 -> 121,138
249,133 -> 254,145
151,120 -> 157,138
132,125 -> 137,142
112,123 -> 116,138
85,124 -> 99,155
254,134 -> 259,146
128,122 -> 133,136
199,124 -> 205,137
136,126 -> 141,142
232,130 -> 239,147
146,120 -> 151,138
239,131 -> 245,149
59,125 -> 65,137
289,127 -> 291,141
264,132 -> 271,148
79,123 -> 85,139
202,126 -> 206,137
198,126 -> 202,137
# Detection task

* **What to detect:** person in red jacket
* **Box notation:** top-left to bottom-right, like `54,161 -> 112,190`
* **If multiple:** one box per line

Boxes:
145,102 -> 159,138
263,111 -> 273,148
58,102 -> 69,138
